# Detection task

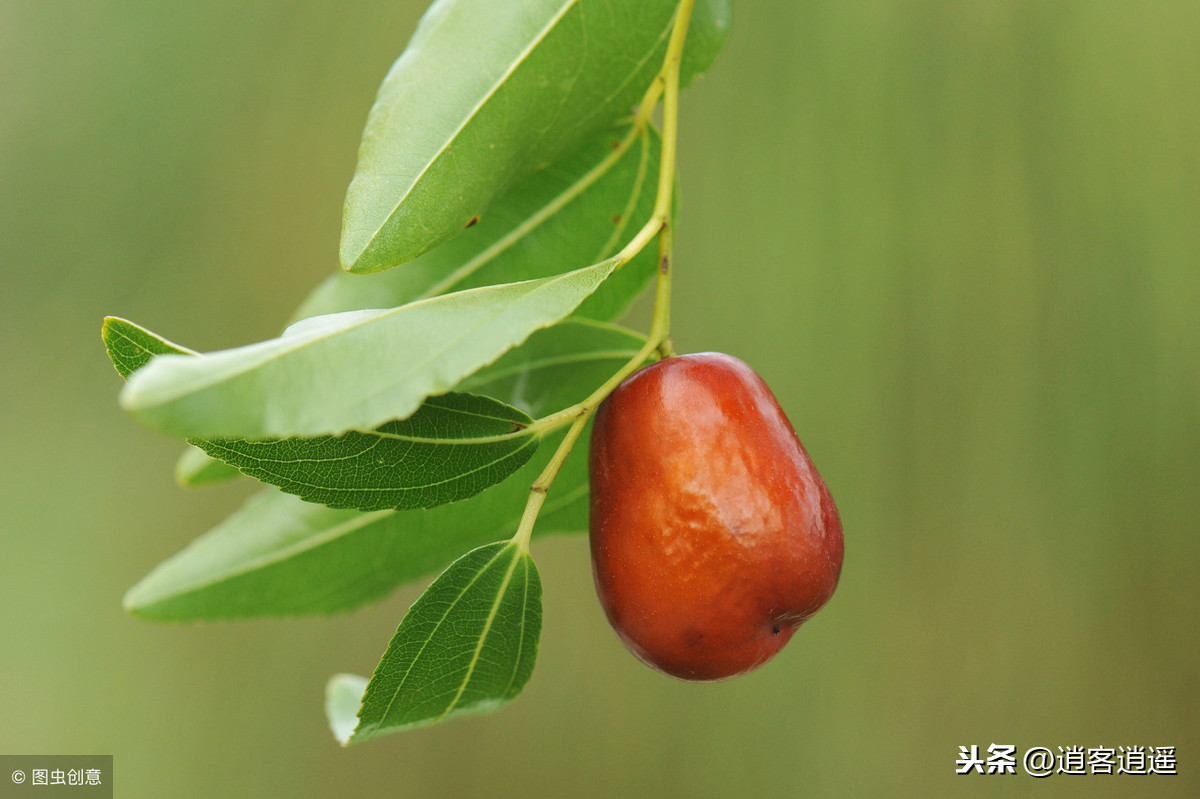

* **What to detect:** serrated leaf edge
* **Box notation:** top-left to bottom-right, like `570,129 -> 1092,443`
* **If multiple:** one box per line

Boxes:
352,541 -> 533,739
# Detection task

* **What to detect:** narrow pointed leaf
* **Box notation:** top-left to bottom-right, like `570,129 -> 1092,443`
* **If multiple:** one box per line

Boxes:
122,427 -> 585,621
302,124 -> 661,324
123,320 -> 646,620
105,319 -> 541,506
348,541 -> 541,740
341,0 -> 728,273
119,260 -> 616,439
194,392 -> 539,511
123,458 -> 575,620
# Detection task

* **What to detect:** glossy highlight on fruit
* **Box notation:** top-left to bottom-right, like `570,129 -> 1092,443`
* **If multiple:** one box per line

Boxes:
588,352 -> 843,681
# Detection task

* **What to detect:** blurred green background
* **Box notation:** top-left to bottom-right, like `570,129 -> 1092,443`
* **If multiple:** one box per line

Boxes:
3,1 -> 1197,796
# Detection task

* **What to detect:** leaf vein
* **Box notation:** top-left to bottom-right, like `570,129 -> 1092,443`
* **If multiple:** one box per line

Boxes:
358,0 -> 581,255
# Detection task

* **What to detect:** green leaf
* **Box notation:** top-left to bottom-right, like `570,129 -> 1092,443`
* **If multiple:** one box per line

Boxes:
101,316 -> 194,377
105,319 -> 541,508
340,0 -> 719,273
123,432 -> 582,621
194,393 -> 540,512
325,674 -> 370,746
680,0 -> 733,84
123,320 -> 644,620
461,317 -> 653,416
347,541 -> 541,741
103,318 -> 240,487
119,260 -> 617,439
299,124 -> 661,324
175,444 -> 240,488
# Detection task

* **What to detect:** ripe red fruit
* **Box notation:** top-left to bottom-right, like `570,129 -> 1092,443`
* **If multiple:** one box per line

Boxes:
588,352 -> 843,681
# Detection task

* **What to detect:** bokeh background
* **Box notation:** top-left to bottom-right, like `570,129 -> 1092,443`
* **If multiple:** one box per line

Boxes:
3,2 -> 1197,796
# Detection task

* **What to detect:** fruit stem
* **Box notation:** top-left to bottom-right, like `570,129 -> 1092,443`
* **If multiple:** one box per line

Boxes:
512,0 -> 694,552
645,0 -> 689,346
513,331 -> 663,551
651,0 -> 689,225
612,0 -> 694,274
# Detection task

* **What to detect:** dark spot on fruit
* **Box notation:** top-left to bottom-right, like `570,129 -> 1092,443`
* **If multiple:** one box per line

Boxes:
683,628 -> 705,648
771,624 -> 782,635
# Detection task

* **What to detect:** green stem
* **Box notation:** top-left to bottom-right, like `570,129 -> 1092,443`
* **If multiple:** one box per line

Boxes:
513,0 -> 695,552
512,331 -> 662,551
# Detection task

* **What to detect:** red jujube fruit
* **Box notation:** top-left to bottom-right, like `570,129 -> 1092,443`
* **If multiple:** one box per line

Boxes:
588,352 -> 843,681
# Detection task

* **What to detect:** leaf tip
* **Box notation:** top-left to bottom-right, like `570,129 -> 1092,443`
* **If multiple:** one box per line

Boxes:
122,567 -> 183,622
325,673 -> 370,746
338,226 -> 390,275
340,216 -> 442,274
174,445 -> 240,488
115,376 -> 142,413
340,247 -> 393,276
121,581 -> 153,618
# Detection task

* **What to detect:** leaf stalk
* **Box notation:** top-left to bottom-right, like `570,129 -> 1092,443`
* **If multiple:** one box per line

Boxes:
512,0 -> 695,551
